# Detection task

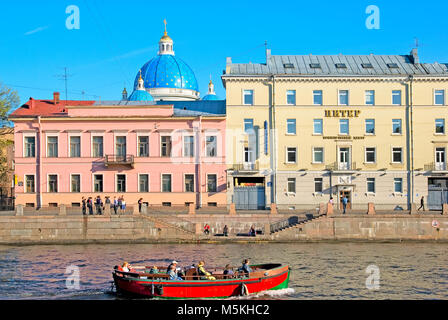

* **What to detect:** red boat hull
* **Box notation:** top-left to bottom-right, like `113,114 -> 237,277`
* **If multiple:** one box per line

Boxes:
113,264 -> 290,299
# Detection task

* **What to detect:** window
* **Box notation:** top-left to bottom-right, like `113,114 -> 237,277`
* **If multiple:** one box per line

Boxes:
313,147 -> 324,163
362,63 -> 373,68
115,136 -> 126,157
117,174 -> 126,192
365,119 -> 375,134
286,90 -> 296,105
70,136 -> 81,158
25,175 -> 35,193
335,63 -> 347,69
161,136 -> 171,157
313,90 -> 323,106
435,90 -> 445,105
339,90 -> 349,105
185,174 -> 194,192
47,136 -> 58,157
367,178 -> 375,193
92,136 -> 103,157
365,90 -> 375,105
387,63 -> 399,69
310,63 -> 321,68
392,147 -> 402,163
314,178 -> 323,193
93,174 -> 103,192
24,137 -> 35,157
287,178 -> 296,193
286,119 -> 296,134
392,119 -> 402,134
394,178 -> 403,193
244,119 -> 254,133
139,174 -> 149,192
435,119 -> 445,134
48,175 -> 58,193
162,174 -> 172,192
207,174 -> 217,192
243,90 -> 254,105
313,119 -> 323,135
283,63 -> 294,68
183,136 -> 194,157
206,136 -> 217,157
365,147 -> 376,163
287,147 -> 297,163
339,119 -> 349,135
138,136 -> 149,157
71,174 -> 80,193
392,90 -> 402,105
244,147 -> 254,163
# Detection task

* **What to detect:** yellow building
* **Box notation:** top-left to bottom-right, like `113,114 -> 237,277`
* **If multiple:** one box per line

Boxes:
222,49 -> 448,211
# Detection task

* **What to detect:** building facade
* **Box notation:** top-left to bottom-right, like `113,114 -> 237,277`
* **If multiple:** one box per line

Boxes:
10,24 -> 227,209
222,48 -> 448,211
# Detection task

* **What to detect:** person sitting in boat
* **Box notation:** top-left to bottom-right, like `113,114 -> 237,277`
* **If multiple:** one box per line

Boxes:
223,264 -> 234,279
121,262 -> 135,273
168,265 -> 183,281
148,266 -> 158,274
197,261 -> 216,280
166,260 -> 178,273
238,259 -> 253,276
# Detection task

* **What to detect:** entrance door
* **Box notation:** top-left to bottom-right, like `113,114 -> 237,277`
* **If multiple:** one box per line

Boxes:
339,190 -> 351,210
435,148 -> 446,171
234,186 -> 265,210
339,148 -> 350,170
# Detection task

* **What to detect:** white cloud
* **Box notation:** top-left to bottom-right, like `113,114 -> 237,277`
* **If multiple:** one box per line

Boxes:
24,26 -> 49,36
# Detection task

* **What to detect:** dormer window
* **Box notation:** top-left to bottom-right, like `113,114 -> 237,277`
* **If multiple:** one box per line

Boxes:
387,63 -> 399,69
310,63 -> 321,69
362,63 -> 373,68
335,63 -> 347,68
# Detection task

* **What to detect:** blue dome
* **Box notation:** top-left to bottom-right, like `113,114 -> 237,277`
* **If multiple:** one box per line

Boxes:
135,55 -> 199,92
128,89 -> 154,102
202,94 -> 219,101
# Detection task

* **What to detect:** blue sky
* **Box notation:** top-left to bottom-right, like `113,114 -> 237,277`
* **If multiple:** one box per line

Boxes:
1,0 -> 447,107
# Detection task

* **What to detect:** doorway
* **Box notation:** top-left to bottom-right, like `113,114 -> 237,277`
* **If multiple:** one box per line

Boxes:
339,190 -> 352,210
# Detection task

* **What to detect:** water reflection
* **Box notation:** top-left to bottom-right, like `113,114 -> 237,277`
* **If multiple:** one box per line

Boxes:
0,243 -> 447,299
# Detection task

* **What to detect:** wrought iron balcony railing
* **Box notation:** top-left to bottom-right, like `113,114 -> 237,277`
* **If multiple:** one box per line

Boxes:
424,162 -> 447,172
105,155 -> 134,167
325,162 -> 357,171
231,162 -> 259,172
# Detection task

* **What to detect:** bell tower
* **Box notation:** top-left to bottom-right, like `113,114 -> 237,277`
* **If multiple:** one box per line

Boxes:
158,19 -> 174,55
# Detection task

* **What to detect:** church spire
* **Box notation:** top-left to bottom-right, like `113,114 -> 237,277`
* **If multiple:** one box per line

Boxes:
159,19 -> 174,55
208,76 -> 216,95
137,70 -> 145,90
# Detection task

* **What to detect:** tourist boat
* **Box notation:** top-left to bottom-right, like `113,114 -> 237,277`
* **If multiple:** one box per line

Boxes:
112,263 -> 290,299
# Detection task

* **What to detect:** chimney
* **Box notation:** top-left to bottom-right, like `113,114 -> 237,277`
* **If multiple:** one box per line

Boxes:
225,57 -> 232,74
410,48 -> 419,64
53,92 -> 60,105
29,97 -> 34,110
266,49 -> 271,64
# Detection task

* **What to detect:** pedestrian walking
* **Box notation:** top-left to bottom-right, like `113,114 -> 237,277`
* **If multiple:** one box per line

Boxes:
117,196 -> 122,214
121,197 -> 126,213
87,197 -> 93,215
138,198 -> 143,213
418,196 -> 425,211
342,195 -> 348,214
113,196 -> 118,215
82,197 -> 86,215
95,196 -> 102,215
223,225 -> 229,237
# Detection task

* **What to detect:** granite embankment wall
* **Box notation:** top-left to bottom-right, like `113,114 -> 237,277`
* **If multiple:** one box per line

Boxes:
0,213 -> 447,244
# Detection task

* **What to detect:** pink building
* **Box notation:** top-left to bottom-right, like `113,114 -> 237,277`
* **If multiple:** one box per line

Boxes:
10,93 -> 227,209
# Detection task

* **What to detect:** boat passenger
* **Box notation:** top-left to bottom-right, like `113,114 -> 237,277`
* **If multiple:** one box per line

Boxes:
168,265 -> 183,281
197,261 -> 216,280
238,259 -> 253,276
166,260 -> 178,273
148,266 -> 158,274
122,262 -> 131,272
223,264 -> 234,279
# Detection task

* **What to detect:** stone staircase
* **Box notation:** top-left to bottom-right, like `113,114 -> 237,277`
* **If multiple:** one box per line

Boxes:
269,213 -> 327,235
140,214 -> 196,235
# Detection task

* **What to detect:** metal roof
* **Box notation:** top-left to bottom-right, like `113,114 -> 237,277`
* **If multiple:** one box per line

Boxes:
226,53 -> 448,76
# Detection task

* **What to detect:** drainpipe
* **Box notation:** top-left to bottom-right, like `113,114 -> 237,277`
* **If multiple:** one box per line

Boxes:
409,75 -> 415,209
197,116 -> 202,208
270,75 -> 277,207
37,116 -> 42,209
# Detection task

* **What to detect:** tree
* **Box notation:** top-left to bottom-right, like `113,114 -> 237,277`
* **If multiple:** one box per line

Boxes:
0,82 -> 20,127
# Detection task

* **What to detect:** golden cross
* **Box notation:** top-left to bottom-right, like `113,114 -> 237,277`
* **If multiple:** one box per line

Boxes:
163,19 -> 167,34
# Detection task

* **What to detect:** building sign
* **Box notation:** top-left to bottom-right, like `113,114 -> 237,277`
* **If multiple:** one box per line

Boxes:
323,136 -> 365,140
325,110 -> 361,117
264,120 -> 268,155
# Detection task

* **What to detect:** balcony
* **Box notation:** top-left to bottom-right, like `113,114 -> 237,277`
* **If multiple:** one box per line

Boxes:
325,162 -> 357,173
105,155 -> 134,168
231,162 -> 259,173
424,162 -> 448,173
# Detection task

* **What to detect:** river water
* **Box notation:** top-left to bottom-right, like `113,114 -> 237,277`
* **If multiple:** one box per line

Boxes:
0,243 -> 447,300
